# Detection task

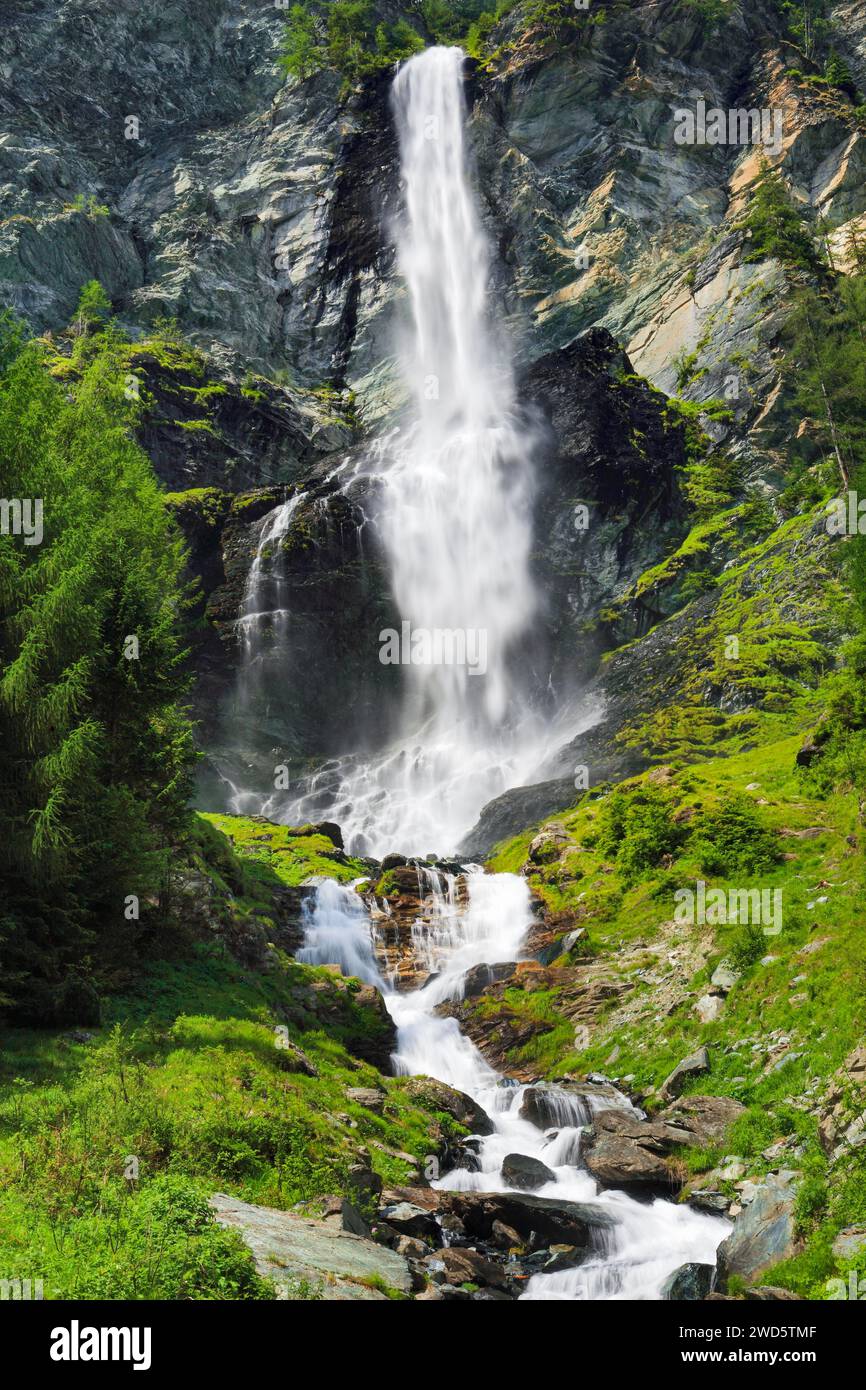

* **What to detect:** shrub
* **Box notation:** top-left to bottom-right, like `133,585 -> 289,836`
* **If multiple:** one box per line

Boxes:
688,795 -> 782,876
728,920 -> 766,972
594,786 -> 685,883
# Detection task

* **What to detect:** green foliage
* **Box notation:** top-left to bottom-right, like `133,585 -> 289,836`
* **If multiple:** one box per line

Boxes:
677,569 -> 717,604
674,0 -> 727,28
592,785 -> 686,884
783,276 -> 866,487
420,1 -> 491,44
280,1 -> 424,84
0,951 -> 453,1298
824,50 -> 854,92
68,193 -> 110,218
778,0 -> 830,64
741,162 -> 822,276
728,919 -> 766,972
782,273 -> 866,814
0,311 -> 197,1024
794,1170 -> 829,1231
689,794 -> 782,876
74,280 -> 112,336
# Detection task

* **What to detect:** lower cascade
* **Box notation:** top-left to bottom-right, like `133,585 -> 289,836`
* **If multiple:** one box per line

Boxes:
300,870 -> 729,1300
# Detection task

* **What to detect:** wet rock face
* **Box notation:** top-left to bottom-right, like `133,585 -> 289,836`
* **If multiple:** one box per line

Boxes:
374,1185 -> 620,1299
6,1 -> 864,832
5,0 -> 865,408
519,1080 -> 621,1131
662,1262 -> 716,1301
366,867 -> 472,991
0,2 -> 408,406
523,329 -> 690,674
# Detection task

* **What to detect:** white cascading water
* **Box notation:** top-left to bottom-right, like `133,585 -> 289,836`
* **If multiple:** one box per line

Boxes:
300,869 -> 729,1300
284,45 -> 550,858
272,46 -> 729,1299
223,494 -> 302,817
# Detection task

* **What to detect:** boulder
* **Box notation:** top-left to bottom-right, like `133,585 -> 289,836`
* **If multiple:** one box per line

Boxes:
661,1263 -> 716,1300
561,928 -> 586,954
581,1109 -> 679,1190
658,1095 -> 746,1147
346,1086 -> 385,1113
686,1189 -> 731,1216
399,1077 -> 494,1136
424,1246 -> 509,1290
695,993 -> 724,1023
462,961 -> 517,999
490,1220 -> 524,1250
394,1234 -> 428,1259
341,984 -> 397,1071
335,1200 -> 370,1238
346,1163 -> 382,1205
377,1201 -> 440,1241
303,821 -> 344,850
711,961 -> 741,993
544,1244 -> 588,1273
660,1047 -> 710,1100
715,1173 -> 800,1286
210,1193 -> 411,1300
528,823 -> 570,864
832,1226 -> 866,1262
501,1152 -> 557,1191
381,853 -> 408,871
581,1098 -> 742,1193
439,1191 -> 617,1249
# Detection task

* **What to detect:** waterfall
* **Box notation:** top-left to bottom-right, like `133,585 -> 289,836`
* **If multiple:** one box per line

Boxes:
382,45 -> 536,737
222,494 -> 301,817
274,47 -> 729,1300
297,877 -> 384,988
285,46 -> 544,858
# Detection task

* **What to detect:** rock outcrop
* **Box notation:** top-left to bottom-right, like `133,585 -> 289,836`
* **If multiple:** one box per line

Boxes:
210,1192 -> 413,1300
715,1172 -> 802,1286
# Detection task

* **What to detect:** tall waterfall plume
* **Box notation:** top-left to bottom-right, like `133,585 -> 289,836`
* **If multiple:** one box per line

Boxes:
294,47 -> 543,855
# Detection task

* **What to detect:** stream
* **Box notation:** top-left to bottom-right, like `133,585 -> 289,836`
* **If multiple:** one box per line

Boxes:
300,870 -> 728,1300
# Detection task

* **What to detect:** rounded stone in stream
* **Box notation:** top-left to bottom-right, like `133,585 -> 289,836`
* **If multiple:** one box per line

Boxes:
661,1262 -> 716,1300
501,1152 -> 557,1191
381,853 -> 408,871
